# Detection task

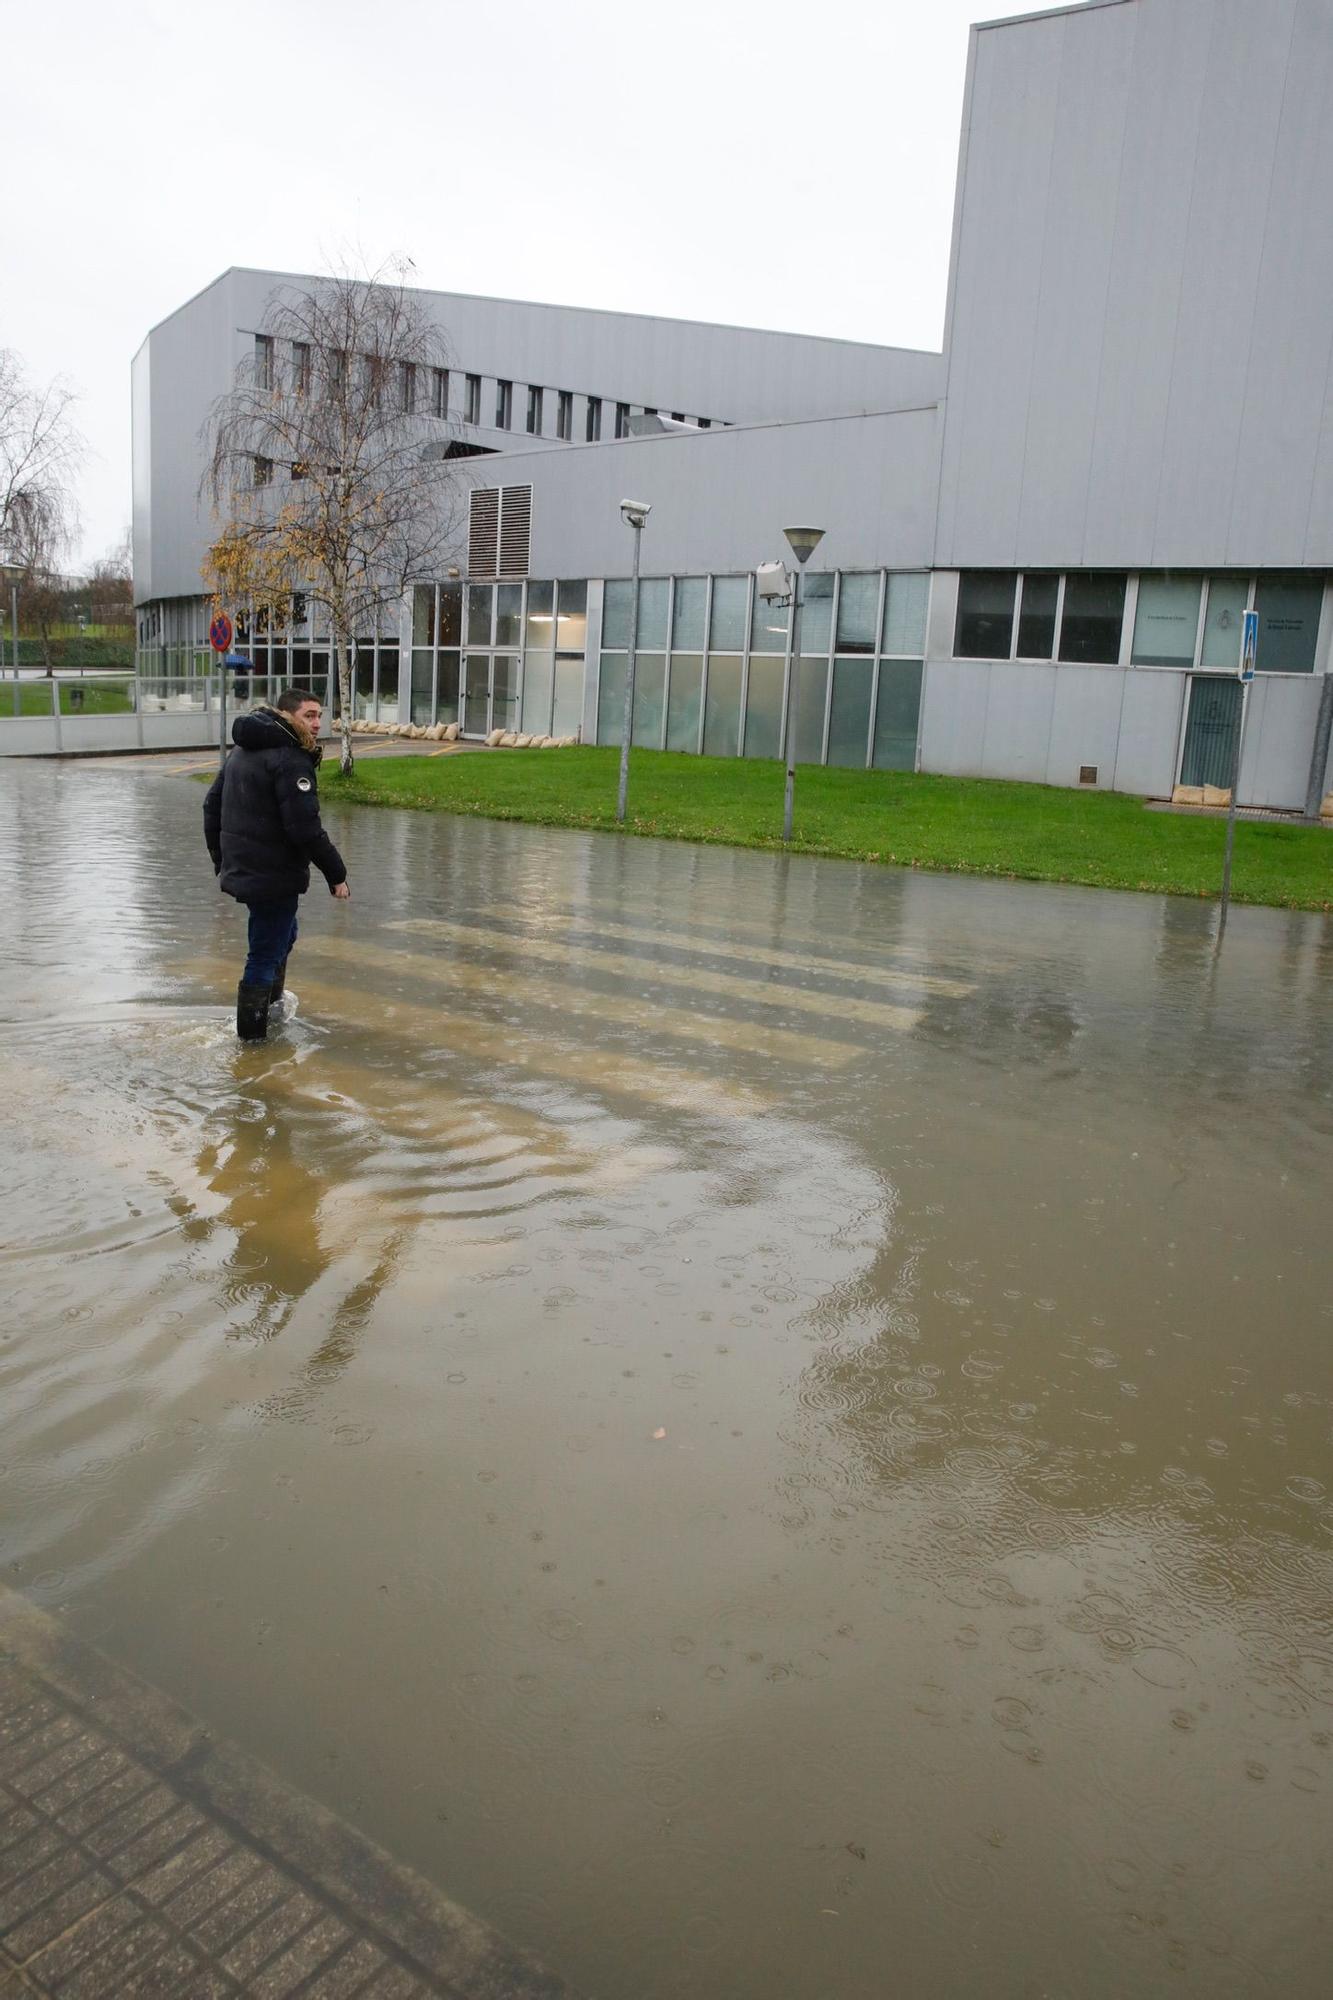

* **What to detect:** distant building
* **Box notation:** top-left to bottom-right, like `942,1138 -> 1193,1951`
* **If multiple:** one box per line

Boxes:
134,0 -> 1333,808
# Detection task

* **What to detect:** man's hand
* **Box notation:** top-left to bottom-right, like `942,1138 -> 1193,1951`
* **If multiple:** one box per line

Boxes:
333,881 -> 351,900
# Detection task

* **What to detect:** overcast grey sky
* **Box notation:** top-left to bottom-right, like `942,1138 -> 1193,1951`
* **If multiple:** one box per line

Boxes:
5,0 -> 1065,571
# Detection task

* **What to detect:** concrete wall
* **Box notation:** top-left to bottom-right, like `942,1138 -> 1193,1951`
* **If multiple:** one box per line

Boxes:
935,0 -> 1333,570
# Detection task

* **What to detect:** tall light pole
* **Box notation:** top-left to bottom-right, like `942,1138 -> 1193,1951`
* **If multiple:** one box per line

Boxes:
776,525 -> 825,843
616,499 -> 651,825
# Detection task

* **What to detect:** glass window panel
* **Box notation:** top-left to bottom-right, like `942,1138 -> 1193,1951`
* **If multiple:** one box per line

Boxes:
557,580 -> 588,651
702,655 -> 743,757
463,654 -> 490,734
602,580 -> 633,649
437,651 -> 460,726
632,655 -> 666,746
709,576 -> 750,652
1058,573 -> 1126,664
437,583 -> 462,648
872,660 -> 923,770
495,583 -> 522,649
466,585 -> 493,645
412,586 -> 434,646
797,572 -> 834,654
750,595 -> 789,654
636,578 -> 669,649
552,656 -> 583,739
1254,572 -> 1323,672
827,658 -> 874,766
354,649 -> 374,719
882,572 -> 929,656
1132,574 -> 1201,667
597,653 -> 627,744
1199,577 -> 1249,668
525,580 -> 554,647
743,657 -> 784,758
666,655 -> 702,752
377,647 -> 400,722
1015,574 -> 1059,659
794,657 -> 829,764
836,573 -> 879,654
672,577 -> 707,650
956,572 -> 1017,658
492,655 -> 518,732
410,649 -> 434,725
521,653 -> 554,735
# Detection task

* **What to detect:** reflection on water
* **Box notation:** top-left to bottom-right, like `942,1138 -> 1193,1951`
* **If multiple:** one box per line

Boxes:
0,761 -> 1330,2000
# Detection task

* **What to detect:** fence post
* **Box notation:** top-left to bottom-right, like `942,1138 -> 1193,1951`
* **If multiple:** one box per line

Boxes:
51,676 -> 62,754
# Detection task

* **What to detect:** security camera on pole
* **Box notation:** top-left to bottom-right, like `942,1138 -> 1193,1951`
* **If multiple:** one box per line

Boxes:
757,526 -> 825,843
616,500 -> 651,825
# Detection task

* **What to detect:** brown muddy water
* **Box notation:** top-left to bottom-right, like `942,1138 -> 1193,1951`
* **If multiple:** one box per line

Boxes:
1,760 -> 1330,1998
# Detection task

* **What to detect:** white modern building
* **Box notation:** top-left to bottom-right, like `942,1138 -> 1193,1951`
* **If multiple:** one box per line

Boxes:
133,0 -> 1333,809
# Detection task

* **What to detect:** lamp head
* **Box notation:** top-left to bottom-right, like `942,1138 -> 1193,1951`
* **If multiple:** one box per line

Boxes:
783,525 -> 825,566
620,499 -> 652,531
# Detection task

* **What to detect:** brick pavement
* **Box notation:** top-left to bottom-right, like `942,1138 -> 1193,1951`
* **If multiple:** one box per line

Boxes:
0,1589 -> 576,1999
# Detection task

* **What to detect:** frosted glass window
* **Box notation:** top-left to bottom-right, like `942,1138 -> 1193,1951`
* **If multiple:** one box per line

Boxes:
597,654 -> 626,743
1015,574 -> 1058,659
495,584 -> 522,649
672,578 -> 707,650
703,655 -> 743,756
750,596 -> 789,654
882,573 -> 929,656
795,658 -> 829,765
1132,575 -> 1201,667
552,656 -> 584,739
709,577 -> 750,652
632,655 -> 666,745
836,573 -> 879,654
827,658 -> 873,766
466,586 -> 493,645
666,655 -> 702,752
636,578 -> 669,650
956,572 -> 1016,658
1199,578 -> 1248,669
557,580 -> 588,651
603,581 -> 633,649
525,581 -> 554,647
743,657 -> 784,758
872,661 -> 923,771
1058,574 -> 1125,664
521,654 -> 554,735
797,572 -> 834,654
1254,573 -> 1322,672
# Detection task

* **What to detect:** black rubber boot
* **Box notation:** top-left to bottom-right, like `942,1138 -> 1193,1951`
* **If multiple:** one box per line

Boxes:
268,959 -> 288,1008
236,981 -> 271,1042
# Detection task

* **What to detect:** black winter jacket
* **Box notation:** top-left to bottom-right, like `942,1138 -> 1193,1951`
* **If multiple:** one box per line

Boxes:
203,708 -> 347,903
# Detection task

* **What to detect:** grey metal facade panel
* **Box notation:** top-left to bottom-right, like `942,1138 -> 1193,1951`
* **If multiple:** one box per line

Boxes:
1110,670 -> 1184,797
1044,667 -> 1127,788
1239,675 -> 1326,810
918,662 -> 992,776
473,409 -> 942,581
936,0 -> 1333,571
980,662 -> 1060,781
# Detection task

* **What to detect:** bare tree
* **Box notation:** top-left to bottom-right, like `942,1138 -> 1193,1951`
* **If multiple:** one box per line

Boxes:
202,264 -> 464,771
1,350 -> 82,668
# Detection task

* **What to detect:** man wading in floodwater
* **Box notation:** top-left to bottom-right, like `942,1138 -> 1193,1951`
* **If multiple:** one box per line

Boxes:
203,686 -> 350,1041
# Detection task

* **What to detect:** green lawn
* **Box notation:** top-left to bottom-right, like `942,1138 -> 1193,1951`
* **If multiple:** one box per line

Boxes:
318,747 -> 1332,910
7,680 -> 135,717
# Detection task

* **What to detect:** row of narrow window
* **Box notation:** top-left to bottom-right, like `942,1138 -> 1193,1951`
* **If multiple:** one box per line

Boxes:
254,335 -> 713,443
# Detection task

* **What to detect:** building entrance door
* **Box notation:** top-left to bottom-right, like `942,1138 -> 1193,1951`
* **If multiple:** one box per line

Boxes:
1180,676 -> 1242,789
463,654 -> 491,736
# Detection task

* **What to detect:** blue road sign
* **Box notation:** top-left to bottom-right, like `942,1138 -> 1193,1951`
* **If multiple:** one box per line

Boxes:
1240,609 -> 1258,682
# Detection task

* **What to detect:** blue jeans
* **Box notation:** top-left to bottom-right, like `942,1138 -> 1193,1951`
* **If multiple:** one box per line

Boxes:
242,897 -> 299,988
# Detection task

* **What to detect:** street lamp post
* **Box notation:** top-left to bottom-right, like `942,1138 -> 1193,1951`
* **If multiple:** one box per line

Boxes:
616,499 -> 651,825
775,526 -> 825,843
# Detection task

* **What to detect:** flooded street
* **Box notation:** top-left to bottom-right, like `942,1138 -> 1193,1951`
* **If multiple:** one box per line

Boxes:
1,759 -> 1329,1999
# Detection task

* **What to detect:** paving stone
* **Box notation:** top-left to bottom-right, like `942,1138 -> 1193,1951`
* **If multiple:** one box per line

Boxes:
0,1718 -> 78,1784
301,1936 -> 391,1995
0,1821 -> 64,1895
105,1800 -> 208,1883
247,1912 -> 353,1996
0,1801 -> 43,1860
78,1783 -> 179,1860
129,1823 -> 233,1907
219,1892 -> 321,1983
0,1696 -> 59,1755
1,1865 -> 116,1964
189,1868 -> 292,1958
20,1888 -> 141,1985
160,1849 -> 264,1932
15,1734 -> 104,1803
0,1847 -> 93,1937
50,1760 -> 155,1837
32,1746 -> 131,1820
113,1940 -> 236,1997
357,1967 -> 432,1998
55,1905 -> 177,1996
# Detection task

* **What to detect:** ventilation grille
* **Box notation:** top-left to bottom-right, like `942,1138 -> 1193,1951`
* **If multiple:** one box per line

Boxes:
498,484 -> 532,577
468,487 -> 499,578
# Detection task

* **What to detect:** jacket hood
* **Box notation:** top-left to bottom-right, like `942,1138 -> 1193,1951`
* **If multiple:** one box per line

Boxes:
231,706 -> 321,762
